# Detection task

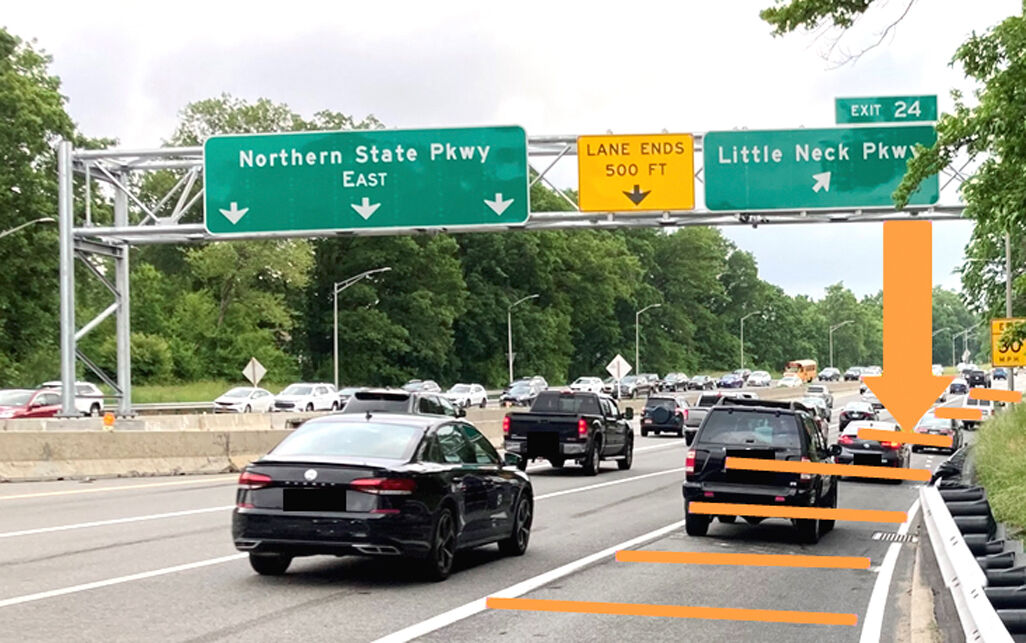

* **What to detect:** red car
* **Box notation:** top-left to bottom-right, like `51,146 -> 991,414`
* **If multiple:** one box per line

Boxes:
0,389 -> 62,419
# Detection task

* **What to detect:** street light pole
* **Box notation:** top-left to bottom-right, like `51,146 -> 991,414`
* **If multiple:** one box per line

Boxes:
1006,231 -> 1016,391
508,294 -> 540,384
828,320 -> 854,369
635,303 -> 662,373
0,217 -> 55,240
740,311 -> 763,370
333,266 -> 391,389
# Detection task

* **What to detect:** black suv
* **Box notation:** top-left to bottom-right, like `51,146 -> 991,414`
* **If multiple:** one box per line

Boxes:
340,389 -> 465,418
965,369 -> 991,389
682,398 -> 839,543
640,396 -> 690,437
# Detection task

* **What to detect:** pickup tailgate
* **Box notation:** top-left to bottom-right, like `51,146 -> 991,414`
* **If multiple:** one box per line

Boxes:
506,412 -> 585,459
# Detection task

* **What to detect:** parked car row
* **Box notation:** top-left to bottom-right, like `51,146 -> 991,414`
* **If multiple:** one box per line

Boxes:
0,381 -> 105,419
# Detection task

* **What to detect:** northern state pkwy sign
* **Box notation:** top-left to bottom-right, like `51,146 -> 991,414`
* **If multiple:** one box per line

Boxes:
204,126 -> 529,234
703,125 -> 939,211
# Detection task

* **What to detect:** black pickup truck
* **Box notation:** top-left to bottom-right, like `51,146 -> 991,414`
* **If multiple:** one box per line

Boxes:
503,390 -> 634,475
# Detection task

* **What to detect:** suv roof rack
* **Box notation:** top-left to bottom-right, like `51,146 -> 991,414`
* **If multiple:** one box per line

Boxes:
714,397 -> 811,414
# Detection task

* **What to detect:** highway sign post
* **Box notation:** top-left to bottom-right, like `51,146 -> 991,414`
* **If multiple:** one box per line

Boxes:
577,134 -> 695,211
606,354 -> 632,399
835,95 -> 938,124
204,126 -> 528,234
242,357 -> 267,387
703,126 -> 938,211
991,318 -> 1026,367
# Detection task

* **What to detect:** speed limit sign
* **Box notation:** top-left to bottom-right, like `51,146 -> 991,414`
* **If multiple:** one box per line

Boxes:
991,318 -> 1026,366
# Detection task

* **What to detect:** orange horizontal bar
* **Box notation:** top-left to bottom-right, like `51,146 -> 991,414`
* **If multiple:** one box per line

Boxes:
934,407 -> 983,421
970,387 -> 1021,403
726,456 -> 931,481
856,429 -> 952,448
688,501 -> 906,524
616,550 -> 870,569
486,597 -> 857,626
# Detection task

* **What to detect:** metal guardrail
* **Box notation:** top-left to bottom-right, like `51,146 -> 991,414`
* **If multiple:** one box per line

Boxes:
921,484 -> 1013,642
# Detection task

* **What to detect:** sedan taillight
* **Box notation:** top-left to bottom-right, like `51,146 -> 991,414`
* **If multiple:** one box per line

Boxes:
350,478 -> 417,495
238,471 -> 271,489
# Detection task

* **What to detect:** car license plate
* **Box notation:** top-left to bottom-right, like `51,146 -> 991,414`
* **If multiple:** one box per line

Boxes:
283,488 -> 346,512
643,419 -> 652,424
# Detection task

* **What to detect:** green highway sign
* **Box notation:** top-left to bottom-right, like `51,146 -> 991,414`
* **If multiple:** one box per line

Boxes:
836,95 -> 937,124
204,126 -> 528,234
703,126 -> 938,211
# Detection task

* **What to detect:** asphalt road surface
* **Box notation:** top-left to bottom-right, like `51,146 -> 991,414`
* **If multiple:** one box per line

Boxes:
0,387 -> 969,642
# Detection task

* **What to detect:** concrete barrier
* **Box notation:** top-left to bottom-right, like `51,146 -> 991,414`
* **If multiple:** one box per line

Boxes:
0,429 -> 292,482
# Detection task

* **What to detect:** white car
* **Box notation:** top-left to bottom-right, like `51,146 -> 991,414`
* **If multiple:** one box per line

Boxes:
570,377 -> 604,394
445,383 -> 488,409
213,387 -> 274,413
39,380 -> 104,416
932,364 -> 943,376
746,371 -> 772,387
776,374 -> 803,388
273,383 -> 338,412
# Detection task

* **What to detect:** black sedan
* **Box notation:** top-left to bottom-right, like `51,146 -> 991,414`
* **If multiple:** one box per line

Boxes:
232,413 -> 533,580
834,421 -> 910,481
838,401 -> 878,431
500,382 -> 542,407
688,375 -> 716,390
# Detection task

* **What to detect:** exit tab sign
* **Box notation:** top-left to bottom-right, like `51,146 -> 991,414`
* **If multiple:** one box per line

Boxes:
836,95 -> 937,124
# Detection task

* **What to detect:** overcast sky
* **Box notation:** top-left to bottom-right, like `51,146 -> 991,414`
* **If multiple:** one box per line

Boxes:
6,0 -> 1016,298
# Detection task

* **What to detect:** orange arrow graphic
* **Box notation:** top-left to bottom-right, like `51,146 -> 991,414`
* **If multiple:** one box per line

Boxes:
863,221 -> 953,432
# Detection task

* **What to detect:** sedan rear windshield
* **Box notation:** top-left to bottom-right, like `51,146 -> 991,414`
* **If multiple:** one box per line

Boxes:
0,390 -> 32,406
531,391 -> 600,415
271,422 -> 423,460
697,410 -> 801,448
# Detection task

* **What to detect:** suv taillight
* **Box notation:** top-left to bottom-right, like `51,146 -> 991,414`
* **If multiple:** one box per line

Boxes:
238,471 -> 271,489
578,418 -> 588,437
502,415 -> 510,437
685,449 -> 696,474
799,456 -> 812,481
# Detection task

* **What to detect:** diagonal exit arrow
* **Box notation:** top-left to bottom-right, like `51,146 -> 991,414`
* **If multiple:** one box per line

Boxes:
863,221 -> 953,432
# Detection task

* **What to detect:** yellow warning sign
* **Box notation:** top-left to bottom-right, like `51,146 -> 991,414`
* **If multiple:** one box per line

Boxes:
991,317 -> 1026,366
577,134 -> 695,212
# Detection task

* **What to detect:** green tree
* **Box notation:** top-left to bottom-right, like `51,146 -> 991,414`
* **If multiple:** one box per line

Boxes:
0,30 -> 75,385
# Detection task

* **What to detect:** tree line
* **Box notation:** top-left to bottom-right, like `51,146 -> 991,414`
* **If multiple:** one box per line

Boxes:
0,28 -> 977,390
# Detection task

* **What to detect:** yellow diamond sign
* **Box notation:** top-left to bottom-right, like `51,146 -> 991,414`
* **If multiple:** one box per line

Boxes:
991,317 -> 1026,367
577,134 -> 695,212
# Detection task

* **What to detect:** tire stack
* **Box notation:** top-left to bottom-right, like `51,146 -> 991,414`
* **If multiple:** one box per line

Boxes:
934,450 -> 1026,635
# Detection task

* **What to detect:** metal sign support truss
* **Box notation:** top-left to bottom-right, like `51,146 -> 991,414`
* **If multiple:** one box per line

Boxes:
56,136 -> 966,416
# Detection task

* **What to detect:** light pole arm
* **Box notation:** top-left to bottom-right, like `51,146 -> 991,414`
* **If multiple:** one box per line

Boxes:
0,217 -> 55,240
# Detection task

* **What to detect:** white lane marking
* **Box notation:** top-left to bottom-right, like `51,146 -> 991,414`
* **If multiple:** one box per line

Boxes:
858,498 -> 921,642
0,467 -> 686,608
372,520 -> 684,643
524,441 -> 681,471
0,505 -> 235,540
0,475 -> 238,501
536,468 -> 684,500
0,466 -> 685,542
0,554 -> 246,609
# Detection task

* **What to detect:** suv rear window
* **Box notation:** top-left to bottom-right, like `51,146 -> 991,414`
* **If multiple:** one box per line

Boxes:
342,391 -> 411,414
644,398 -> 676,411
697,410 -> 802,449
531,391 -> 600,415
